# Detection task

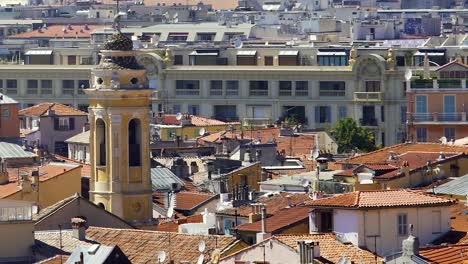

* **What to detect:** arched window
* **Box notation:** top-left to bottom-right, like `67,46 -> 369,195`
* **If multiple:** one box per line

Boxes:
96,119 -> 106,166
128,119 -> 141,166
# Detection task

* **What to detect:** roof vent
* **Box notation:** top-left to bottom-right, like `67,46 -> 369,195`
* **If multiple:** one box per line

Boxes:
388,151 -> 398,161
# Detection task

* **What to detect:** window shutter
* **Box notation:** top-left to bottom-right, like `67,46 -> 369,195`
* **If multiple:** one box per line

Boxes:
54,118 -> 59,130
69,117 -> 75,130
314,106 -> 319,123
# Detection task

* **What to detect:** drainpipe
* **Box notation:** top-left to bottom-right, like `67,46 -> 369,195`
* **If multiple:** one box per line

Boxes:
261,206 -> 267,234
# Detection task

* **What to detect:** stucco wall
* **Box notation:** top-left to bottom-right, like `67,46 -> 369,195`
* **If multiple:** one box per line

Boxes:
0,221 -> 34,260
219,239 -> 299,264
39,116 -> 88,153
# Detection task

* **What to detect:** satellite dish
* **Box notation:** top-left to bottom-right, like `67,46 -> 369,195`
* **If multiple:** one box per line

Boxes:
234,38 -> 243,49
157,251 -> 167,263
197,254 -> 205,264
301,178 -> 310,188
404,68 -> 413,81
440,136 -> 447,144
199,128 -> 206,136
175,112 -> 183,121
198,240 -> 206,253
311,148 -> 319,160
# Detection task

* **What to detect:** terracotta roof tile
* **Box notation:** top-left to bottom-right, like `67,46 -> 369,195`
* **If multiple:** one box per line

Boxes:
84,227 -> 236,264
161,114 -> 239,126
218,192 -> 310,217
304,189 -> 455,208
155,214 -> 203,232
274,234 -> 382,263
338,142 -> 468,165
19,103 -> 87,117
419,244 -> 468,264
9,25 -> 102,39
0,163 -> 81,198
236,205 -> 311,233
199,127 -> 316,158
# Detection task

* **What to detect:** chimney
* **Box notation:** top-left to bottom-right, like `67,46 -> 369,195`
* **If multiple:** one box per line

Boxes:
402,224 -> 419,258
399,160 -> 410,178
31,170 -> 39,185
0,158 -> 8,185
298,241 -> 320,264
71,217 -> 87,241
286,195 -> 292,208
248,204 -> 262,223
20,173 -> 32,193
261,206 -> 267,234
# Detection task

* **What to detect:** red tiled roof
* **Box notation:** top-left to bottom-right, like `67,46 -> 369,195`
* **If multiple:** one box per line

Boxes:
199,127 -> 316,158
275,234 -> 382,263
161,114 -> 239,126
304,189 -> 455,209
153,191 -> 217,211
0,163 -> 81,198
155,214 -> 203,232
436,60 -> 468,72
338,143 -> 468,165
19,103 -> 87,117
84,227 -> 237,264
236,205 -> 311,233
9,25 -> 102,39
419,244 -> 468,264
218,193 -> 310,217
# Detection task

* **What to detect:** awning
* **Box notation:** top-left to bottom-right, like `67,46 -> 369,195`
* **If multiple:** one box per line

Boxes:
25,50 -> 52,55
317,51 -> 346,56
279,50 -> 299,56
189,51 -> 218,56
237,50 -> 257,56
414,52 -> 444,56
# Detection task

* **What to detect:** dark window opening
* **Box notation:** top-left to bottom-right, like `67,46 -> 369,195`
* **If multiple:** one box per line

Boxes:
96,119 -> 106,166
128,119 -> 142,166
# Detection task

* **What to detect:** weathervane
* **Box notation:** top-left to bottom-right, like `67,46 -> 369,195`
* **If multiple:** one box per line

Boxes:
113,0 -> 122,33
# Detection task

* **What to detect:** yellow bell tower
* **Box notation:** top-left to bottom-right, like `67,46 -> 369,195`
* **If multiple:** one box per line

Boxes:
85,31 -> 154,227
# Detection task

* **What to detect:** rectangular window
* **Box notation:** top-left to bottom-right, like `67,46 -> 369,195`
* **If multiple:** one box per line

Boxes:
78,80 -> 89,95
175,80 -> 200,96
188,105 -> 199,115
41,80 -> 53,95
226,80 -> 239,96
172,104 -> 181,114
210,80 -> 223,96
416,127 -> 427,142
27,80 -> 38,95
249,81 -> 269,96
54,117 -> 73,131
214,105 -> 237,121
401,105 -> 407,124
68,55 -> 77,65
397,213 -> 408,236
62,80 -> 75,95
295,81 -> 308,96
319,81 -> 345,97
396,56 -> 405,66
381,105 -> 385,122
444,127 -> 455,140
264,56 -> 273,66
338,106 -> 347,119
415,95 -> 427,113
315,106 -> 331,123
365,81 -> 381,92
317,55 -> 347,66
2,109 -> 10,118
279,81 -> 292,96
174,55 -> 183,65
6,79 -> 17,95
443,95 -> 455,113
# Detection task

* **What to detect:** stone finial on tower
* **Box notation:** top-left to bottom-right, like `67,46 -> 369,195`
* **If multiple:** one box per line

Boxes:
349,47 -> 357,68
387,48 -> 396,70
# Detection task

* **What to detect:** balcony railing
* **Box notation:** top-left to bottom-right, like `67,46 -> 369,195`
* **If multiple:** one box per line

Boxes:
408,112 -> 467,123
175,89 -> 200,96
359,118 -> 378,126
249,90 -> 269,96
354,92 -> 383,102
243,118 -> 272,127
411,79 -> 433,89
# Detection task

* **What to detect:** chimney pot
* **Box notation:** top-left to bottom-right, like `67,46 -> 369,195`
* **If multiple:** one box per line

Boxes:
71,217 -> 87,241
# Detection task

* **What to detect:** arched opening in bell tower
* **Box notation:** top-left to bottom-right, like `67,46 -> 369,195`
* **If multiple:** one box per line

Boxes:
128,119 -> 142,166
96,119 -> 106,166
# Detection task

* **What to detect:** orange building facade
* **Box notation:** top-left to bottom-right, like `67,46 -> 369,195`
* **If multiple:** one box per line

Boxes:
0,93 -> 20,140
407,61 -> 468,142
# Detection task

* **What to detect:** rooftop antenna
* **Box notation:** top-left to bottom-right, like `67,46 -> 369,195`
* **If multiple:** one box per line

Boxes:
199,127 -> 206,136
157,251 -> 167,264
176,112 -> 183,121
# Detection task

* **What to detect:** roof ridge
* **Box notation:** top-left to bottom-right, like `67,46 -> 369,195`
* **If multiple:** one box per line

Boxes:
87,226 -> 231,238
354,191 -> 360,207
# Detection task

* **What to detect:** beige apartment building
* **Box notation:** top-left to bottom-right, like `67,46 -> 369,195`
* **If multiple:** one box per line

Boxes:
0,64 -> 92,111
156,47 -> 408,147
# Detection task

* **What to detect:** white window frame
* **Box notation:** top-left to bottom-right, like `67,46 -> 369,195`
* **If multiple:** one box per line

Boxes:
397,213 -> 408,236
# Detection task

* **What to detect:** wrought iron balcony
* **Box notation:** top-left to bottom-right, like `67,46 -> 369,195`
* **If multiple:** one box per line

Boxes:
354,92 -> 383,102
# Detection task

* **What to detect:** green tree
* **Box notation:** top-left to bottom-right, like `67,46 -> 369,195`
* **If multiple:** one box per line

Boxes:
330,118 -> 376,153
